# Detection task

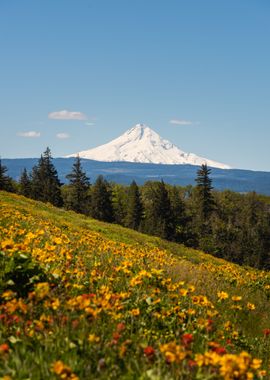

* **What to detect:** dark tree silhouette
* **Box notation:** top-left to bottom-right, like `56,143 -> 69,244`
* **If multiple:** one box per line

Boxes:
195,164 -> 215,220
0,159 -> 14,192
19,168 -> 31,197
125,180 -> 143,230
30,147 -> 63,206
90,175 -> 114,222
143,181 -> 174,240
65,156 -> 90,214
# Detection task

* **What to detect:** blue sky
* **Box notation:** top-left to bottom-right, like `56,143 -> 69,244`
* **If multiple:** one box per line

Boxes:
0,0 -> 269,171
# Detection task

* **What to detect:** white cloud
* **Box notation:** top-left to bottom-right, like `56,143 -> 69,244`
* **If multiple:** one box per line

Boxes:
85,122 -> 95,126
56,133 -> 70,139
48,110 -> 87,120
170,119 -> 194,126
17,131 -> 41,138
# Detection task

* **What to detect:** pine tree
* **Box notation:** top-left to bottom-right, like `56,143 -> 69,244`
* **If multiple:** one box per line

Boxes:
192,164 -> 216,251
30,164 -> 42,200
195,164 -> 215,220
0,159 -> 13,192
125,180 -> 143,230
19,168 -> 31,197
30,147 -> 63,206
111,184 -> 128,226
65,156 -> 90,214
143,181 -> 174,240
90,175 -> 114,222
169,186 -> 187,242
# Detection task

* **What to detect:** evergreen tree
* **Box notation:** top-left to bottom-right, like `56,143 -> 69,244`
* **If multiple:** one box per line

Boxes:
19,168 -> 31,197
30,164 -> 42,200
0,159 -> 14,192
195,164 -> 215,220
111,184 -> 128,226
169,186 -> 187,242
125,180 -> 143,230
65,156 -> 90,214
143,181 -> 174,240
30,147 -> 63,207
90,175 -> 114,222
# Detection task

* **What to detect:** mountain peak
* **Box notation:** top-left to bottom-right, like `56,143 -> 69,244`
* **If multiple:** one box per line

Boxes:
134,123 -> 147,129
125,123 -> 153,140
66,124 -> 230,169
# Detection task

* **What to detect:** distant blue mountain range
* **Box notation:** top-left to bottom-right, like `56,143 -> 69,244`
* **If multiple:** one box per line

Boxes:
2,158 -> 270,195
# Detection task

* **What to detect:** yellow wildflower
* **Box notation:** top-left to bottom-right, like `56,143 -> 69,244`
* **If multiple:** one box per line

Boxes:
51,298 -> 60,310
130,308 -> 140,316
88,334 -> 100,343
231,296 -> 242,302
1,239 -> 14,250
35,282 -> 50,299
160,342 -> 187,363
217,291 -> 229,300
251,358 -> 262,370
179,288 -> 188,296
52,361 -> 79,380
1,290 -> 16,300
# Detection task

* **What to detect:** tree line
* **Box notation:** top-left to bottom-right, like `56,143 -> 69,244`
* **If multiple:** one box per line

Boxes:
1,148 -> 270,270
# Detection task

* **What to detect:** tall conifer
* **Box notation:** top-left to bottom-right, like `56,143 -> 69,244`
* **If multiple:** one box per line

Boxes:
30,148 -> 63,206
19,168 -> 31,197
125,180 -> 143,230
90,175 -> 114,222
0,159 -> 13,191
195,164 -> 215,220
111,184 -> 127,225
143,180 -> 174,240
65,156 -> 90,214
169,186 -> 187,242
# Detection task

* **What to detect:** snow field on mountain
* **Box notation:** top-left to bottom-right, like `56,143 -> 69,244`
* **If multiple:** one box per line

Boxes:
66,124 -> 230,169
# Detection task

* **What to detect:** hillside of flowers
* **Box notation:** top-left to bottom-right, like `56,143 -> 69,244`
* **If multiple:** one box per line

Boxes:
1,191 -> 270,379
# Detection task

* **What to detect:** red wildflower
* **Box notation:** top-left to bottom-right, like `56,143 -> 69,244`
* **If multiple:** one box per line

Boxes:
263,329 -> 270,337
113,332 -> 121,341
213,346 -> 227,355
182,333 -> 193,347
0,343 -> 10,354
143,346 -> 155,358
209,341 -> 226,355
11,314 -> 21,323
188,359 -> 197,368
117,323 -> 125,332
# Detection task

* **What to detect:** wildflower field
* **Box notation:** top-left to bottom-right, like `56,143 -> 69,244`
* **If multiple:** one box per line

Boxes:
1,191 -> 270,379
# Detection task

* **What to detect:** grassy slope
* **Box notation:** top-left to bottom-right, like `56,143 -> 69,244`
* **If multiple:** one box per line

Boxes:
1,191 -> 270,379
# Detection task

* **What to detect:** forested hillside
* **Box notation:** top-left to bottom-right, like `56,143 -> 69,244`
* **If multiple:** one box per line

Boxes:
1,150 -> 270,270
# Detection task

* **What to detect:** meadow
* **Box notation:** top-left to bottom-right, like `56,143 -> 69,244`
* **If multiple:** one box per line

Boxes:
1,191 -> 270,379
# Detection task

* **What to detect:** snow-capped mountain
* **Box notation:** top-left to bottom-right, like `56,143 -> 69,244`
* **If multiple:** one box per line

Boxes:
66,124 -> 230,169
